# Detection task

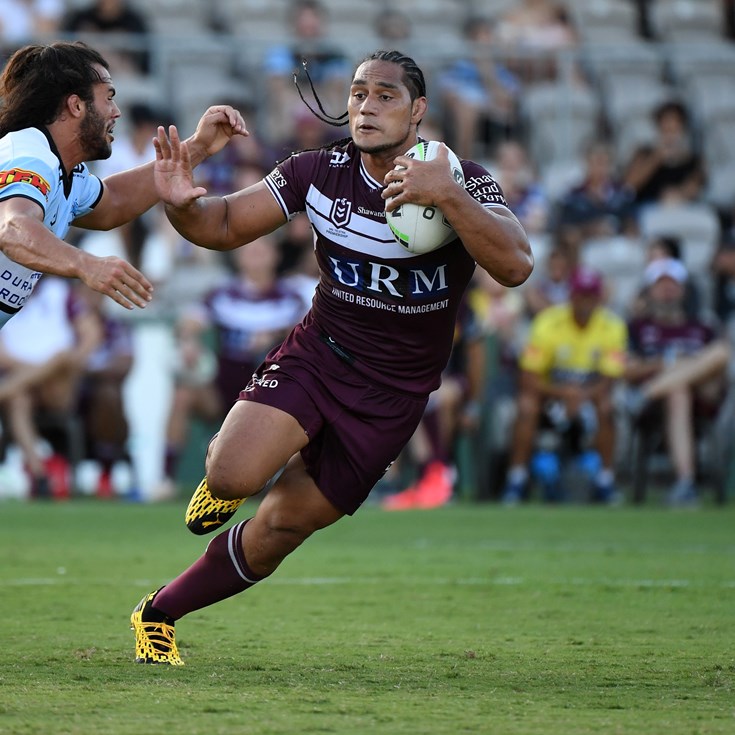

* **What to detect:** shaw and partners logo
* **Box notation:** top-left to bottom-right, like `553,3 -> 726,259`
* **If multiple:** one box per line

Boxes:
327,256 -> 448,299
0,168 -> 51,198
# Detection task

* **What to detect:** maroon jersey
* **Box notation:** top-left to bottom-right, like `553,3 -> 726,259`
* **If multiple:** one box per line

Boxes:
627,316 -> 717,358
264,140 -> 508,394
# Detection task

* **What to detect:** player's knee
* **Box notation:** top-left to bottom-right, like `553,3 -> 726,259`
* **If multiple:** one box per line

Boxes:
206,468 -> 259,501
262,509 -> 314,550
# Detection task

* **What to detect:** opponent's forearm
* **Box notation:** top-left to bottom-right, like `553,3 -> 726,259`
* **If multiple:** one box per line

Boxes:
165,196 -> 234,250
85,134 -> 212,231
97,160 -> 159,229
0,214 -> 90,277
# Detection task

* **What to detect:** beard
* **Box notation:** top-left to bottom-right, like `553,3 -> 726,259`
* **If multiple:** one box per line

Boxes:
353,125 -> 414,156
80,102 -> 112,161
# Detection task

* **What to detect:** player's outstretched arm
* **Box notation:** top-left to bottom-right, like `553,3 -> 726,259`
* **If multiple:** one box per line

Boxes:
154,125 -> 286,251
0,198 -> 153,310
76,105 -> 247,232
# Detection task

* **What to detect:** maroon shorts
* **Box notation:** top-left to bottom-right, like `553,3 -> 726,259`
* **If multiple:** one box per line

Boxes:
238,327 -> 428,515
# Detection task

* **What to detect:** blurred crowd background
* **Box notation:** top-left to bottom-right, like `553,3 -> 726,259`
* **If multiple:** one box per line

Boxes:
1,0 -> 735,506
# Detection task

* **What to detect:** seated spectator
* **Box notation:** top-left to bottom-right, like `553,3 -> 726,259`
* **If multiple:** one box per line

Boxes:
194,100 -> 276,198
157,234 -> 311,498
437,15 -> 522,160
470,267 -> 528,355
495,0 -> 580,84
261,0 -> 350,153
278,212 -> 319,307
373,6 -> 412,45
553,140 -> 636,260
382,298 -> 486,510
74,284 -> 135,497
625,258 -> 731,506
523,246 -> 572,317
62,0 -> 150,75
713,228 -> 735,339
501,266 -> 627,505
467,268 -> 528,497
622,100 -> 706,212
0,277 -> 101,498
629,235 -> 702,320
0,0 -> 64,50
494,139 -> 550,237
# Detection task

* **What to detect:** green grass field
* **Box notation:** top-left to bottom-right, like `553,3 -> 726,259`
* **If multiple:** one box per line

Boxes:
0,499 -> 733,735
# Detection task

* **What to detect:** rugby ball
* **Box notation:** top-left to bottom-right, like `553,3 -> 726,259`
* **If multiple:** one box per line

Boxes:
386,141 -> 464,254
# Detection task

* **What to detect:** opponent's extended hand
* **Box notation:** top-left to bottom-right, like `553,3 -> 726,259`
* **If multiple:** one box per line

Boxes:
188,105 -> 248,161
80,254 -> 154,311
153,125 -> 206,209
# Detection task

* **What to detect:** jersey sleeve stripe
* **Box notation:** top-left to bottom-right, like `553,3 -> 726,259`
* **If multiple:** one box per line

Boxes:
89,176 -> 104,209
264,175 -> 291,219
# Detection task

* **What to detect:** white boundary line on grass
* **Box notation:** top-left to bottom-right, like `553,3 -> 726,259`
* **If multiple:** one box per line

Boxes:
2,576 -> 735,588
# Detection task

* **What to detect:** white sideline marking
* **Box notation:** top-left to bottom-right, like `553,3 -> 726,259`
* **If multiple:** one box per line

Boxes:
2,576 -> 734,589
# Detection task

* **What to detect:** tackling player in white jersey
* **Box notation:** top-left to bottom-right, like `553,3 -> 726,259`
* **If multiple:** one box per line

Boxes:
0,41 -> 247,327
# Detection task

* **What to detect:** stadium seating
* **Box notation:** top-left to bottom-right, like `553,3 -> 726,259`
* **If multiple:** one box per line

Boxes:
567,0 -> 640,42
649,0 -> 724,42
578,235 -> 648,316
522,81 -> 601,167
581,38 -> 666,87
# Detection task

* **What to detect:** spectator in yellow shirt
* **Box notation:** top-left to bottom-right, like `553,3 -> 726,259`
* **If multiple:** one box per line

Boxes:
502,266 -> 627,504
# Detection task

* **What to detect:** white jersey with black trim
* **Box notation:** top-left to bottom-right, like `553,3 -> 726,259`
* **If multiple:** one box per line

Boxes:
0,126 -> 103,321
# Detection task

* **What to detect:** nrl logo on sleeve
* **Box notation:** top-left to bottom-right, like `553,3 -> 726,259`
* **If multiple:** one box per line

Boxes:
0,168 -> 51,198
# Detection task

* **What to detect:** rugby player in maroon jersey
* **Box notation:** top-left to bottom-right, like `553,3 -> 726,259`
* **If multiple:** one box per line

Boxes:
131,50 -> 533,664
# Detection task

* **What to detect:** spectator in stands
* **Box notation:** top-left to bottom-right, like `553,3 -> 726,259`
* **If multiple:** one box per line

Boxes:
553,140 -> 636,261
622,100 -> 706,211
382,299 -> 486,510
501,266 -> 627,505
629,235 -> 702,320
712,228 -> 735,336
278,212 -> 319,307
157,234 -> 311,498
373,6 -> 412,45
726,0 -> 735,40
63,0 -> 150,74
194,100 -> 276,198
495,0 -> 580,84
75,283 -> 135,497
0,277 -> 101,498
437,15 -> 522,160
0,0 -> 64,49
494,139 -> 550,237
467,267 -> 528,498
625,258 -> 731,506
470,266 -> 527,357
261,0 -> 350,153
523,246 -> 572,316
